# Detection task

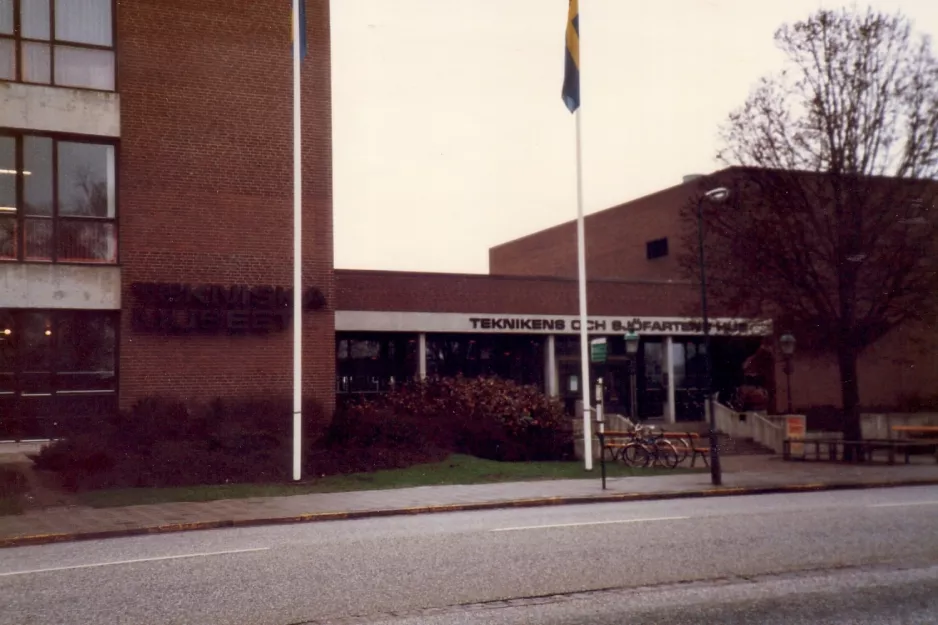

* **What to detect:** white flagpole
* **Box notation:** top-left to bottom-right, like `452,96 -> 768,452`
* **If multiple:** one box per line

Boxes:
291,0 -> 303,481
575,106 -> 592,471
572,1 -> 592,471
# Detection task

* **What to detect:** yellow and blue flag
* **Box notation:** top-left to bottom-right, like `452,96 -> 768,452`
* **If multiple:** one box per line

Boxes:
562,0 -> 579,113
292,0 -> 308,60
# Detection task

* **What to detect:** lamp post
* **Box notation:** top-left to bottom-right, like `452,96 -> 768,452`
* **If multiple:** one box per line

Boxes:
780,333 -> 796,414
625,332 -> 640,420
696,186 -> 731,487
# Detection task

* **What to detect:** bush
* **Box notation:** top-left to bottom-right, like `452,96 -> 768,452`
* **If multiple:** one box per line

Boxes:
341,376 -> 573,462
33,377 -> 573,491
34,396 -> 327,490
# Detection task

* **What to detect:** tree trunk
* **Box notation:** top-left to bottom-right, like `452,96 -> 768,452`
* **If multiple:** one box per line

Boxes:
837,343 -> 863,462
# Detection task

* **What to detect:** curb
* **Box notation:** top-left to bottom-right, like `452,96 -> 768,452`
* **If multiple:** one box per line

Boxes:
2,478 -> 937,549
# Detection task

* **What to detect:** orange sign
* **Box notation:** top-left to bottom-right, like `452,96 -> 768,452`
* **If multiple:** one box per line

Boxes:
786,416 -> 806,457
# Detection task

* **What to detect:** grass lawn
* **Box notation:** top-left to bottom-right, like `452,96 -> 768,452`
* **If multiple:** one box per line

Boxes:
77,454 -> 701,509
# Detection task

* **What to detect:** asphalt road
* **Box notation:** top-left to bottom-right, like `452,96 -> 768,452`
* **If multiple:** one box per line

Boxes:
1,486 -> 937,625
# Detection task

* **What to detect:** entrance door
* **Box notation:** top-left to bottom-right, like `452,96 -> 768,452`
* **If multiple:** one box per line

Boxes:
639,340 -> 666,419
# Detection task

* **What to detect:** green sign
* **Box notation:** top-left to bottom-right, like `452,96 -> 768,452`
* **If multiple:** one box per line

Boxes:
590,338 -> 607,363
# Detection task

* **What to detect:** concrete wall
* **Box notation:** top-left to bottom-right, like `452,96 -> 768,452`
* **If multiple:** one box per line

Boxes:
0,83 -> 120,137
0,264 -> 120,310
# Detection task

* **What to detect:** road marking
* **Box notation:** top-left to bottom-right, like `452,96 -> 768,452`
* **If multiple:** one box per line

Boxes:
869,501 -> 938,509
489,516 -> 689,532
0,547 -> 269,578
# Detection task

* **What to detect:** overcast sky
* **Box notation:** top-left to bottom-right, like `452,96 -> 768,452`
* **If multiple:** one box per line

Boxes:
330,0 -> 938,274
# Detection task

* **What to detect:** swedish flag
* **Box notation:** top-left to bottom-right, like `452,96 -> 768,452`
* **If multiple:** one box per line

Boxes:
292,0 -> 308,60
562,0 -> 579,113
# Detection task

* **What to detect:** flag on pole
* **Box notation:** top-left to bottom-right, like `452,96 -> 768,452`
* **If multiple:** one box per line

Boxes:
562,0 -> 580,113
292,0 -> 308,60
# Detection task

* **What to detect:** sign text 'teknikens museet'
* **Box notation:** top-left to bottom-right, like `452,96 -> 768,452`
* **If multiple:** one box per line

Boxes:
130,283 -> 327,334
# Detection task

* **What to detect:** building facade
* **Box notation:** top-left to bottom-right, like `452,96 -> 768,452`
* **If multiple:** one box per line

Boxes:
1,2 -> 934,441
1,0 -> 335,438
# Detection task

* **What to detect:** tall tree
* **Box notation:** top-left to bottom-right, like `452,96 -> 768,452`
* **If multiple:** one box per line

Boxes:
681,8 -> 938,455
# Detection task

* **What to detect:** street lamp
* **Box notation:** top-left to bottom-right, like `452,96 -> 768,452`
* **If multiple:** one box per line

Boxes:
696,186 -> 731,487
625,332 -> 640,420
779,333 -> 796,414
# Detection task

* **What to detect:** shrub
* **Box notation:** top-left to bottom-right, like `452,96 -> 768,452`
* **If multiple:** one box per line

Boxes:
33,396 -> 326,490
343,376 -> 572,462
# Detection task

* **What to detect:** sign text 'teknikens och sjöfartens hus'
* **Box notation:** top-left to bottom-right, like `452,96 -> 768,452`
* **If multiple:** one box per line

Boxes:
334,311 -> 772,336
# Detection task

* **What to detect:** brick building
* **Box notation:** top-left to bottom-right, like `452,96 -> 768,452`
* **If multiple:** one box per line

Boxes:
1,1 -> 934,440
1,0 -> 334,438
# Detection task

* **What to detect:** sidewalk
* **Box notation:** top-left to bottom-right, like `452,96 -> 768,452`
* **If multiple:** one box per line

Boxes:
2,455 -> 937,548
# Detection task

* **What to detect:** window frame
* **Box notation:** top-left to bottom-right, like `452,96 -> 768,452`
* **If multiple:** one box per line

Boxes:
0,129 -> 120,265
0,0 -> 118,92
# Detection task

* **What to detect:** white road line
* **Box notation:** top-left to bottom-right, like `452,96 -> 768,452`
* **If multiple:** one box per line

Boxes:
0,547 -> 270,578
869,501 -> 938,509
489,516 -> 689,532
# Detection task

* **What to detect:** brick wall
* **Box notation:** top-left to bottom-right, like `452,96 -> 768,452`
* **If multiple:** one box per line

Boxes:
336,269 -> 705,317
488,180 -> 698,281
117,0 -> 335,420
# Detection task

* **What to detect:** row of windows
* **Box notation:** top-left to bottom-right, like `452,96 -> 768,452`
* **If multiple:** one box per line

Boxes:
0,309 -> 117,395
0,132 -> 117,263
0,0 -> 115,91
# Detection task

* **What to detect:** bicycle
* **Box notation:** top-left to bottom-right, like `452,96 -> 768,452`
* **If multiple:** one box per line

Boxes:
619,424 -> 681,469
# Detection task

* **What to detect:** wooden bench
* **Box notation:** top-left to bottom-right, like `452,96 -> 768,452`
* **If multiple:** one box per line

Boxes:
784,437 -> 938,464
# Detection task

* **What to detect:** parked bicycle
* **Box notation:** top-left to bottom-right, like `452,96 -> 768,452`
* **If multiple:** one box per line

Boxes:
618,424 -> 681,469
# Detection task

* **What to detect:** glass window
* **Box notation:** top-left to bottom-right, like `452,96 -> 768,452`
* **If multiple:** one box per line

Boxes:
0,38 -> 13,80
55,0 -> 112,47
0,136 -> 15,212
0,137 -> 15,260
53,45 -> 115,90
56,313 -> 116,391
3,0 -> 114,90
20,0 -> 50,40
23,136 -> 52,216
21,41 -> 51,83
58,142 -> 115,218
0,0 -> 11,34
0,311 -> 13,393
2,135 -> 117,263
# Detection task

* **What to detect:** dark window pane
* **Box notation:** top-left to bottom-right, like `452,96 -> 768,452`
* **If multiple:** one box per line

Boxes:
0,136 -> 14,212
57,142 -> 115,217
56,313 -> 116,391
24,218 -> 52,261
57,220 -> 116,263
24,136 -> 52,216
0,217 -> 15,259
646,237 -> 669,260
349,340 -> 380,360
20,0 -> 50,40
19,313 -> 52,393
0,310 -> 13,393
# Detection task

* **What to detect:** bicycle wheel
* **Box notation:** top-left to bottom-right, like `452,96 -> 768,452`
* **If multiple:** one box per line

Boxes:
653,440 -> 681,469
621,442 -> 650,468
669,435 -> 693,465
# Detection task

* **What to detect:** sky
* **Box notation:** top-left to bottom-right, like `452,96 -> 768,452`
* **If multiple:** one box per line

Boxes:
330,0 -> 938,275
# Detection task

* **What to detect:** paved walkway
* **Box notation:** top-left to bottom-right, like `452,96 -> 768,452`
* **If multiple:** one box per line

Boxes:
1,454 -> 937,546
